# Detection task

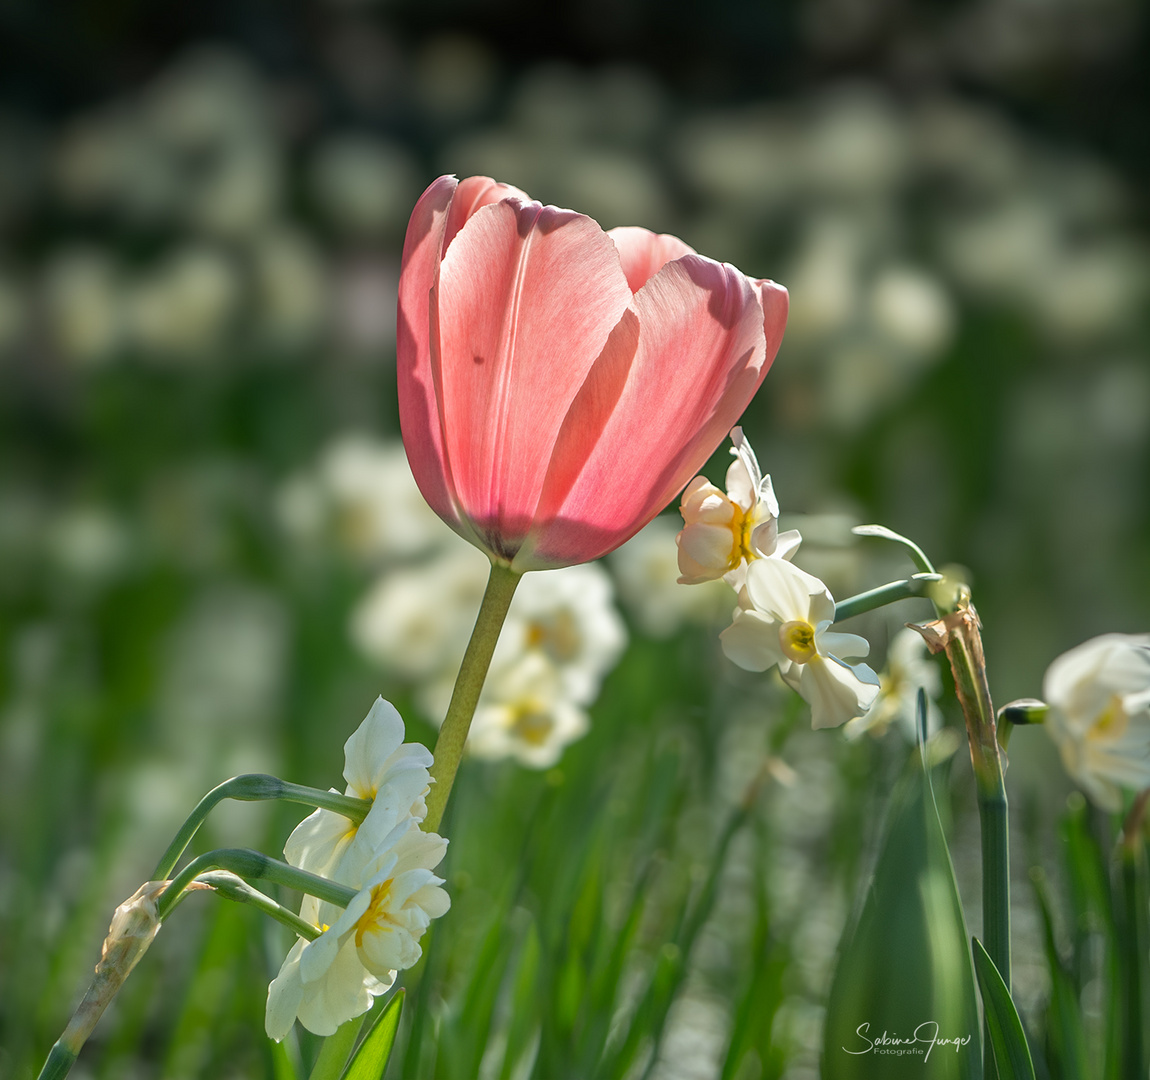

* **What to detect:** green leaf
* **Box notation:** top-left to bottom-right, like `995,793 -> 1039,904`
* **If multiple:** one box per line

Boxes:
972,939 -> 1036,1080
1030,868 -> 1090,1080
339,990 -> 404,1080
269,1037 -> 301,1080
822,747 -> 980,1079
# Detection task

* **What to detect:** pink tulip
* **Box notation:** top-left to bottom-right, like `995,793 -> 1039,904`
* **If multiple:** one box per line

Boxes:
397,175 -> 789,572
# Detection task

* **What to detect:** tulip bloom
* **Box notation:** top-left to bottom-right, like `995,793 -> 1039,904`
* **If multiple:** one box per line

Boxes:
398,175 -> 788,572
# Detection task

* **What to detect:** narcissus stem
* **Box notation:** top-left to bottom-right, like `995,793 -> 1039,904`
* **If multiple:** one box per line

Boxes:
152,774 -> 370,881
155,848 -> 358,922
910,595 -> 1010,1080
424,561 -> 521,833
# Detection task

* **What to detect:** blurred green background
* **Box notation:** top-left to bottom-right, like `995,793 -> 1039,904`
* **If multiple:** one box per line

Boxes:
1,0 -> 1148,1077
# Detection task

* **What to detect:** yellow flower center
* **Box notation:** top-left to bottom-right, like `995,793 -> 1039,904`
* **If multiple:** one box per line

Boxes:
509,704 -> 555,747
525,610 -> 581,662
1088,694 -> 1128,741
354,878 -> 397,946
723,503 -> 757,572
779,620 -> 818,664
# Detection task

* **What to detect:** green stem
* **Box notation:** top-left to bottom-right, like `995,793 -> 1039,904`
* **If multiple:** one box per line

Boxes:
194,870 -> 322,941
424,561 -> 521,833
979,781 -> 1010,992
1120,790 -> 1149,1080
152,774 -> 371,880
1120,853 -> 1144,1080
155,848 -> 358,922
308,1014 -> 366,1080
832,573 -> 942,623
921,600 -> 1011,1078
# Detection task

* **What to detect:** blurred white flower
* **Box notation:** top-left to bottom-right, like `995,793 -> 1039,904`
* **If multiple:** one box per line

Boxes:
53,107 -> 148,212
868,265 -> 955,360
940,197 -> 1060,298
187,140 -> 281,238
47,505 -> 131,582
267,818 -> 448,1040
843,627 -> 942,741
468,653 -> 590,769
319,436 -> 452,562
125,246 -> 238,359
720,558 -> 880,729
333,256 -> 399,353
284,697 -> 433,889
783,215 -> 863,347
609,517 -> 731,638
1029,242 -> 1147,342
800,87 -> 909,198
1043,633 -> 1150,811
677,427 -> 800,588
352,545 -> 489,681
0,273 -> 26,356
249,229 -> 329,348
41,249 -> 125,365
310,135 -> 418,237
672,108 -> 799,209
145,48 -> 268,152
494,561 -> 627,705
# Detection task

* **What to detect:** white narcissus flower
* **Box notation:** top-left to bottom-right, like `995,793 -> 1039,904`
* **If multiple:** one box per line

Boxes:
266,819 -> 449,1040
468,654 -> 591,770
720,558 -> 880,730
1043,633 -> 1150,812
494,561 -> 627,705
609,517 -> 732,637
676,427 -> 801,588
351,545 -> 489,680
320,435 -> 453,562
843,627 -> 943,742
283,697 -> 432,922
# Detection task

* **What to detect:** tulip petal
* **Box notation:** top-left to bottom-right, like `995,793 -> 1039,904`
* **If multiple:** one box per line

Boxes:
525,256 -> 786,568
608,226 -> 696,294
397,175 -> 465,533
398,177 -> 529,544
434,198 -> 633,559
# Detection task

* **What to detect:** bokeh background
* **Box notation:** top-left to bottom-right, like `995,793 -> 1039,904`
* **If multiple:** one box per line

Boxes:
2,1 -> 1148,1077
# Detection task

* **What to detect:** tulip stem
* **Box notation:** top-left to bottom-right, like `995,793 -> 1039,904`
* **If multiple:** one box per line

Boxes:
424,561 -> 521,833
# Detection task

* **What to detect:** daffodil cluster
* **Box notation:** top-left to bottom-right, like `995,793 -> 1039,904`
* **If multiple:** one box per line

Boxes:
265,697 -> 449,1040
677,428 -> 879,729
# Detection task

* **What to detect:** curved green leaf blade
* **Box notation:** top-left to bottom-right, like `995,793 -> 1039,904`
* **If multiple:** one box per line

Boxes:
340,990 -> 404,1080
822,745 -> 980,1079
972,938 -> 1036,1080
